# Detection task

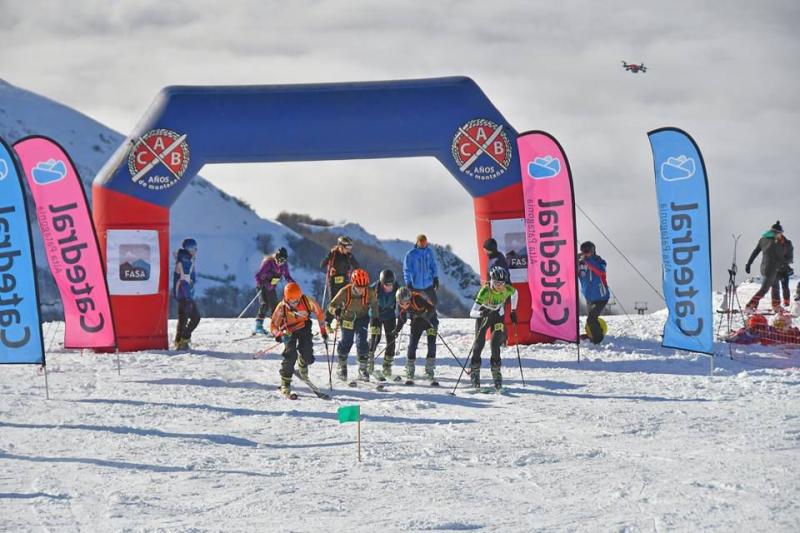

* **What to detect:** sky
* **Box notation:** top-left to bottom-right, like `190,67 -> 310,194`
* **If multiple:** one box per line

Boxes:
1,0 -> 799,311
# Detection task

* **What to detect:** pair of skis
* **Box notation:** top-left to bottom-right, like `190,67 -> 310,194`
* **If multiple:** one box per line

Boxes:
281,370 -> 331,400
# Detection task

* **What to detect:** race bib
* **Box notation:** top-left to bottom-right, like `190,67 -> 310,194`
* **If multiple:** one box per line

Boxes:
493,323 -> 505,332
270,277 -> 280,286
370,326 -> 380,335
427,327 -> 437,337
334,275 -> 345,284
343,320 -> 354,330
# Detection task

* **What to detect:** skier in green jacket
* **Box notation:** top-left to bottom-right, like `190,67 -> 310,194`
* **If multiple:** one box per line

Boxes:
469,266 -> 518,391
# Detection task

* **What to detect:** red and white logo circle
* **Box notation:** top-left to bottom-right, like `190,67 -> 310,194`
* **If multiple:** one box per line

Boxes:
452,119 -> 512,181
128,129 -> 190,191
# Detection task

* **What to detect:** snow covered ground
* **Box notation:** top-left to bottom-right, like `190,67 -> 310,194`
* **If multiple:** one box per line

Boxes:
2,313 -> 799,532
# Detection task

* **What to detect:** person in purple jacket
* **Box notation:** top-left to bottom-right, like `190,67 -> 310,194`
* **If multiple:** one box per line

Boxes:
253,247 -> 294,335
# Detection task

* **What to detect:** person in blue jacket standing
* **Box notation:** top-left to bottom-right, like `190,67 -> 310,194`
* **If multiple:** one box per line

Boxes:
173,238 -> 201,349
403,234 -> 439,305
577,241 -> 610,344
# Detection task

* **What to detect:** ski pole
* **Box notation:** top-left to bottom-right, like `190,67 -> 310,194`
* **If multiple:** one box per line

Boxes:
512,322 -> 525,387
450,316 -> 488,396
423,317 -> 466,369
324,337 -> 333,391
329,322 -> 339,388
237,290 -> 260,319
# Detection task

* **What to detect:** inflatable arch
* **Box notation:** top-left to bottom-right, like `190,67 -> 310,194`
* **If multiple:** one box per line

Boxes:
93,77 -> 546,351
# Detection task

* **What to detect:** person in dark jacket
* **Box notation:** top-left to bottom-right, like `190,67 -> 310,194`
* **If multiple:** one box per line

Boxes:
320,235 -> 360,325
403,234 -> 439,305
483,238 -> 510,281
368,269 -> 399,380
577,241 -> 610,344
172,238 -> 201,350
393,286 -> 439,385
253,247 -> 294,335
771,234 -> 793,309
745,221 -> 790,311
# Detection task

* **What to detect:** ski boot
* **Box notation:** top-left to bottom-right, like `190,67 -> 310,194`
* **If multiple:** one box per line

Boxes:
356,353 -> 370,381
253,319 -> 267,335
367,352 -> 375,376
424,358 -> 439,387
491,364 -> 503,391
403,360 -> 416,385
279,378 -> 297,400
470,367 -> 481,390
177,338 -> 191,350
336,357 -> 348,382
378,357 -> 392,382
297,360 -> 309,381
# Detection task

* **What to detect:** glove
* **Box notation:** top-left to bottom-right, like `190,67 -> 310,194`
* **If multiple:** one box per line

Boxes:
433,277 -> 439,290
479,307 -> 491,318
744,263 -> 751,274
334,307 -> 342,319
321,330 -> 329,341
275,334 -> 283,343
510,310 -> 518,324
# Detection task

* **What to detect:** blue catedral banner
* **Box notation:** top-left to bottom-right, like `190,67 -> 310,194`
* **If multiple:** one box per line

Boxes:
0,138 -> 45,364
648,128 -> 713,354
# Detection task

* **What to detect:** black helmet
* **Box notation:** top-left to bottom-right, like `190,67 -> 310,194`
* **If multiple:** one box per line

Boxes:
488,266 -> 508,283
182,238 -> 197,251
337,235 -> 353,247
580,241 -> 596,254
396,287 -> 412,303
379,269 -> 395,284
275,247 -> 288,262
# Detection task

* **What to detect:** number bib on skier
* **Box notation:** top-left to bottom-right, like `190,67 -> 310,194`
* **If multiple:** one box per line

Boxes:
334,276 -> 344,284
342,320 -> 354,330
493,323 -> 505,332
271,277 -> 280,286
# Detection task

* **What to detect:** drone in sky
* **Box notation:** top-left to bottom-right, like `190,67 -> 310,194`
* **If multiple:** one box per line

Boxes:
621,61 -> 647,73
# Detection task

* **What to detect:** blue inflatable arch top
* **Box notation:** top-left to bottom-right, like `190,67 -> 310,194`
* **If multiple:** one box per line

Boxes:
96,77 -> 522,205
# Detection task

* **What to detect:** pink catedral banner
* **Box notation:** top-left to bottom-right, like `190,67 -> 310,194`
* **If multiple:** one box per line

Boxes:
14,136 -> 116,349
517,131 -> 579,343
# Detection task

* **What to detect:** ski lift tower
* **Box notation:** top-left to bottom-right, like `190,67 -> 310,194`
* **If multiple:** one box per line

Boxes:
634,301 -> 648,315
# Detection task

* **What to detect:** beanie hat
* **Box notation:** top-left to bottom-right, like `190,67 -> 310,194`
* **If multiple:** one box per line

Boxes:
483,238 -> 498,253
771,221 -> 784,233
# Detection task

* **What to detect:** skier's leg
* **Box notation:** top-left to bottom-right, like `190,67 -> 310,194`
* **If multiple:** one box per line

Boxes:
175,299 -> 188,345
381,317 -> 397,379
355,317 -> 370,380
424,316 -> 438,380
185,300 -> 201,341
470,318 -> 489,387
781,275 -> 791,307
587,301 -> 607,344
336,323 -> 355,380
406,320 -> 422,379
279,335 -> 299,393
747,275 -> 774,309
489,321 -> 507,388
296,324 -> 315,379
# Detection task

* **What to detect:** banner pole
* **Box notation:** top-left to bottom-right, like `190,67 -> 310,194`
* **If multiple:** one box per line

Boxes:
116,351 -> 121,376
43,364 -> 50,400
577,340 -> 581,364
513,322 -> 525,387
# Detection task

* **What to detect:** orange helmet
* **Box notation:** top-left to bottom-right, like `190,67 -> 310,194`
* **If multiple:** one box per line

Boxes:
350,269 -> 370,287
747,313 -> 767,329
284,282 -> 302,301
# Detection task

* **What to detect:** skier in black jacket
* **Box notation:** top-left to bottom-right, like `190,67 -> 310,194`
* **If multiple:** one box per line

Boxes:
320,235 -> 360,324
483,238 -> 510,281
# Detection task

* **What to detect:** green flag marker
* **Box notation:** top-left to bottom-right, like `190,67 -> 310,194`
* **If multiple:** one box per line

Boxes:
338,404 -> 360,424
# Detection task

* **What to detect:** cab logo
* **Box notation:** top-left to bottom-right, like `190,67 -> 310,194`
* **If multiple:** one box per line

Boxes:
452,119 -> 512,181
128,129 -> 190,191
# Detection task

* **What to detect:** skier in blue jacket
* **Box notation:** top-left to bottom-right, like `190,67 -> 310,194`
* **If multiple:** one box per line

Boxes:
173,238 -> 201,349
577,241 -> 610,344
403,234 -> 439,305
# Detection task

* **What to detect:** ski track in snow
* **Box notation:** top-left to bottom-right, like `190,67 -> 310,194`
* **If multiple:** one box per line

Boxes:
1,314 -> 799,532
